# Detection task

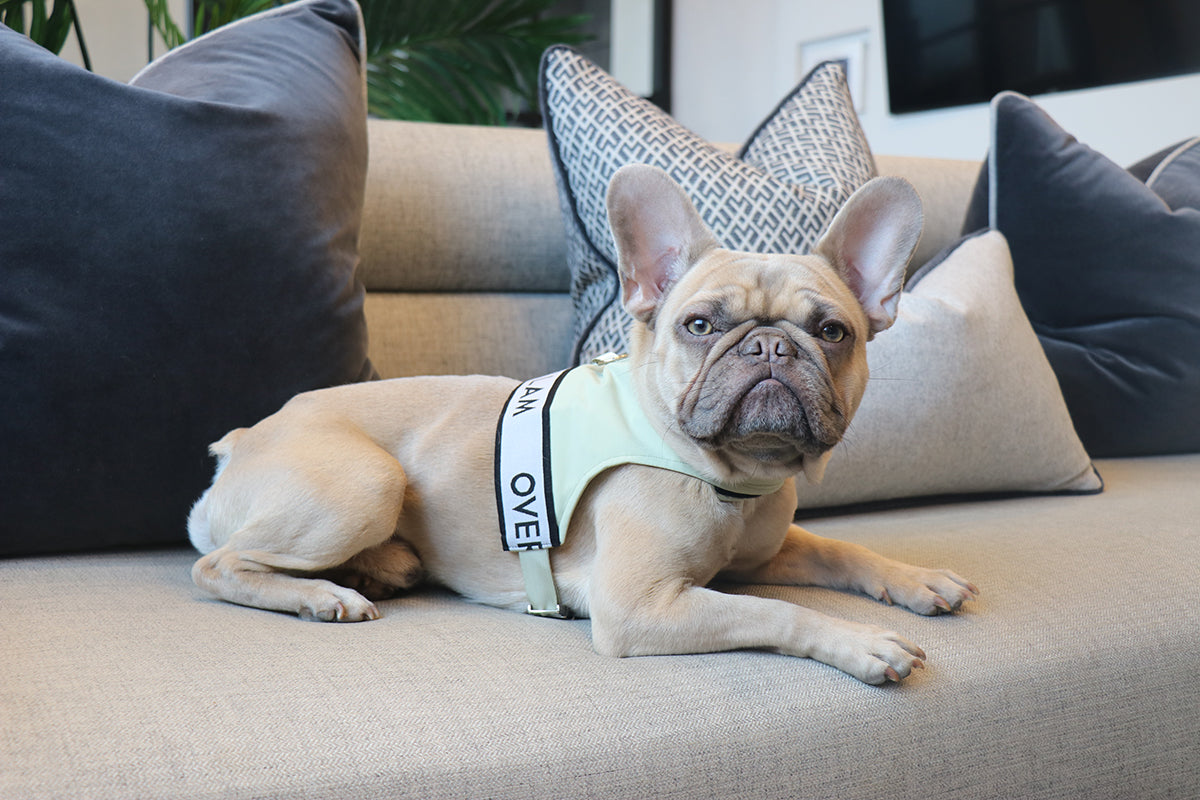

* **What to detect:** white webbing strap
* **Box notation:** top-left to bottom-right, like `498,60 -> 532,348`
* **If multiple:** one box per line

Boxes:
495,369 -> 574,619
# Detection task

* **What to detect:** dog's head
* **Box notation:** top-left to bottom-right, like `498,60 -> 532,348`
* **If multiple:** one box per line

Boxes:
606,165 -> 923,485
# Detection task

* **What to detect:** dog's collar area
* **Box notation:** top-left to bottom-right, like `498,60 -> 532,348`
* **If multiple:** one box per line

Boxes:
713,486 -> 761,501
590,351 -> 628,366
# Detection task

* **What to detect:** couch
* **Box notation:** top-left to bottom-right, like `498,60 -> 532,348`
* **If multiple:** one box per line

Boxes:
3,115 -> 1198,800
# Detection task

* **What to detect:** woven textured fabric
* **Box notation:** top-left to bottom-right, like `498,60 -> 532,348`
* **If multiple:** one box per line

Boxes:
359,120 -> 569,294
540,46 -> 875,364
795,231 -> 1101,513
364,291 -> 573,380
3,456 -> 1199,799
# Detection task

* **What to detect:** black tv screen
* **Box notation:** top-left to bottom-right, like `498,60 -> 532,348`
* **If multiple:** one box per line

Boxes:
883,0 -> 1200,114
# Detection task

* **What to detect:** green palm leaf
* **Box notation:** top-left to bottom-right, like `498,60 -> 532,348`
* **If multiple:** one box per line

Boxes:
361,0 -> 590,124
2,0 -> 86,64
144,0 -> 283,49
193,0 -> 281,35
141,0 -> 589,126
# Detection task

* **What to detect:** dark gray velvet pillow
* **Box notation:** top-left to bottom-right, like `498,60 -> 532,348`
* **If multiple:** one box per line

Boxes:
0,0 -> 374,556
1127,137 -> 1200,211
961,92 -> 1200,457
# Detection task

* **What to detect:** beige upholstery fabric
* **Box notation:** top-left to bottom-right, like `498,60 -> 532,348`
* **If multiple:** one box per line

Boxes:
3,455 -> 1197,799
359,121 -> 575,382
360,120 -> 568,294
8,118 -> 1193,799
357,124 -> 981,295
355,123 -> 985,389
365,291 -> 573,380
875,154 -> 981,270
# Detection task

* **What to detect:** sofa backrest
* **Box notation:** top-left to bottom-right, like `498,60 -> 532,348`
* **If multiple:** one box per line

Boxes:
358,119 -> 982,380
361,120 -> 981,296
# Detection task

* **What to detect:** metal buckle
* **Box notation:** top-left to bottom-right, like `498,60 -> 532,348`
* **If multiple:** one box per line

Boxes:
590,352 -> 628,366
525,604 -> 575,620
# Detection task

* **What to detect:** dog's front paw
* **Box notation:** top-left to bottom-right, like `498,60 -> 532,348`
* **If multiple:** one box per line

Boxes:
812,621 -> 926,685
299,584 -> 380,623
872,566 -> 979,616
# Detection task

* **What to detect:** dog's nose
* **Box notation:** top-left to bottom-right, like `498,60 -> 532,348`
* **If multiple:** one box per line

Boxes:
739,329 -> 797,362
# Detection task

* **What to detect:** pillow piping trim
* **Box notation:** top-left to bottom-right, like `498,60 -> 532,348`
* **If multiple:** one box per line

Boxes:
1145,135 -> 1200,190
794,463 -> 1104,521
985,91 -> 1019,230
735,59 -> 860,161
906,227 -> 992,287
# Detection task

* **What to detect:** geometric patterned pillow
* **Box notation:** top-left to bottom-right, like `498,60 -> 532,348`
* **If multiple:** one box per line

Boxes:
540,46 -> 876,364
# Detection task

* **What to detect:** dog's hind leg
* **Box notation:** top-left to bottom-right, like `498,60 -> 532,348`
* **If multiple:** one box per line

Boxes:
192,446 -> 409,621
193,545 -> 384,621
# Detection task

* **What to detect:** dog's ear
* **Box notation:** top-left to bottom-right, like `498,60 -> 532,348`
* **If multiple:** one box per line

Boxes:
815,177 -> 923,338
607,164 -> 720,323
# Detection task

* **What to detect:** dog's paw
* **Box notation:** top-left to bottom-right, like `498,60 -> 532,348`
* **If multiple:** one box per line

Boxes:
872,566 -> 979,617
299,584 -> 380,623
814,621 -> 926,685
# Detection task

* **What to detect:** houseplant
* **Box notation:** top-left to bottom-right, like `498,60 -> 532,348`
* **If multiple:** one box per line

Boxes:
144,0 -> 590,124
0,0 -> 90,67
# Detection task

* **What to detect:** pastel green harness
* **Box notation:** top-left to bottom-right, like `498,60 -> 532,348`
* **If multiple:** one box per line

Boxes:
494,354 -> 786,619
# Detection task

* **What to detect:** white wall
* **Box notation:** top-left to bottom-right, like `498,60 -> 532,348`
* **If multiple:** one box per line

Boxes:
671,0 -> 1200,164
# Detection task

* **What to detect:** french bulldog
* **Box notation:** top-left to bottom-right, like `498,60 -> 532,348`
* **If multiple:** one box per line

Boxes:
188,164 -> 976,684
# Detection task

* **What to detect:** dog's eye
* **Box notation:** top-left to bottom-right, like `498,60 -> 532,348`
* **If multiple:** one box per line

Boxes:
685,317 -> 714,337
819,322 -> 847,343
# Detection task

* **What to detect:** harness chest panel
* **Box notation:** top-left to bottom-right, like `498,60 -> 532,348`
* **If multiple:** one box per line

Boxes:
494,356 -> 785,618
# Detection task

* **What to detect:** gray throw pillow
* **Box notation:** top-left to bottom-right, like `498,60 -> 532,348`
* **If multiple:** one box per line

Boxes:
540,46 -> 876,364
961,92 -> 1200,457
1127,137 -> 1200,211
0,0 -> 373,556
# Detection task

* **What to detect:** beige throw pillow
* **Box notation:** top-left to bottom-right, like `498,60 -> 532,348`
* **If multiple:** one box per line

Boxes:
796,230 -> 1102,513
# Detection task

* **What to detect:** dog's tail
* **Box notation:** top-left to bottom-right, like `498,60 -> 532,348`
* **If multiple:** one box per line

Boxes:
187,429 -> 246,554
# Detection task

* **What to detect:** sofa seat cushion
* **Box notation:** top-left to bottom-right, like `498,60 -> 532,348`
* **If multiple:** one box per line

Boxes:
0,0 -> 373,556
2,455 -> 1197,799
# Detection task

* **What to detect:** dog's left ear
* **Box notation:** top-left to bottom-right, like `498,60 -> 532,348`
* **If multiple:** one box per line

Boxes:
816,177 -> 923,338
607,164 -> 720,323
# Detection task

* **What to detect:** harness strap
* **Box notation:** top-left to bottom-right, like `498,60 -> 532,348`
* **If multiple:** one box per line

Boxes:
495,369 -> 573,619
519,549 -> 574,619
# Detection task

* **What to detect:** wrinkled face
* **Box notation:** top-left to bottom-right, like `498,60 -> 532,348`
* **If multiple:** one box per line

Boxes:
638,249 -> 872,474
